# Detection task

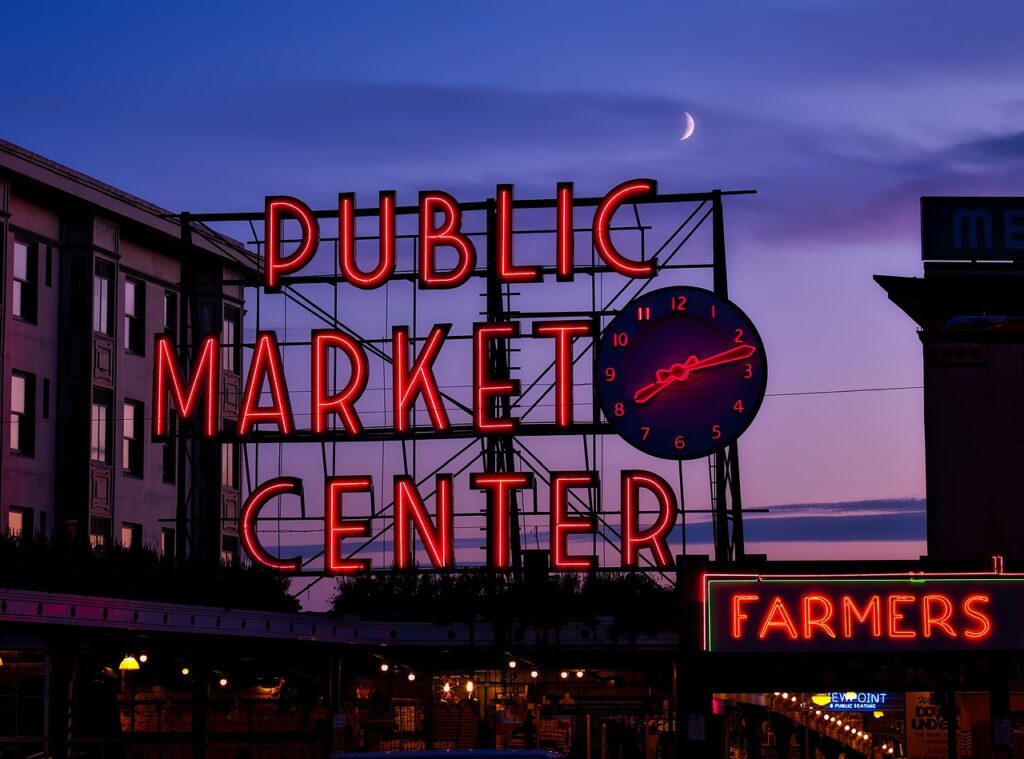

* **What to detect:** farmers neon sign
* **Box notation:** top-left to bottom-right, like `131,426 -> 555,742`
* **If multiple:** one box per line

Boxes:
154,180 -> 701,574
702,573 -> 1024,653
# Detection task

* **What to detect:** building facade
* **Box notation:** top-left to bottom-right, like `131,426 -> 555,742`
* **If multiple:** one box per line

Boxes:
0,139 -> 250,561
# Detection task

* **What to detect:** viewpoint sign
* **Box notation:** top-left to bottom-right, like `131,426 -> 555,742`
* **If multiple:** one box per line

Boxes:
921,196 -> 1024,261
703,573 -> 1024,653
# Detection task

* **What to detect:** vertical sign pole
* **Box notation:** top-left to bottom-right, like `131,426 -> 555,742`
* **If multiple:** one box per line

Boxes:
710,191 -> 735,561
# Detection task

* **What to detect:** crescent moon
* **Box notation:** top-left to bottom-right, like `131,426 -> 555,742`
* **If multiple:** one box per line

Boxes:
680,112 -> 695,141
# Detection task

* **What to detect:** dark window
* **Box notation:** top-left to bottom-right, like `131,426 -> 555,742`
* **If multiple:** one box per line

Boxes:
160,528 -> 175,559
42,378 -> 49,419
12,240 -> 37,323
93,261 -> 113,335
162,412 -> 177,484
120,522 -> 142,549
8,506 -> 33,538
89,517 -> 111,548
221,535 -> 238,566
90,389 -> 112,463
163,291 -> 178,337
222,307 -> 240,373
124,278 -> 145,354
122,400 -> 144,477
10,371 -> 35,456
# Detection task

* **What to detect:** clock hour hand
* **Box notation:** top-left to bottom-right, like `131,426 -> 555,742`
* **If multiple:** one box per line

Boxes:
632,344 -> 756,405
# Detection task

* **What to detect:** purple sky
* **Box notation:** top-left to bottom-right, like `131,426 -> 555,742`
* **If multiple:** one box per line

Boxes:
7,1 -> 1023,586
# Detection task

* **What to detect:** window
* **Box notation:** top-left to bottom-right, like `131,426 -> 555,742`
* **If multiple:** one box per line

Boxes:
222,307 -> 240,373
120,522 -> 141,549
162,412 -> 177,484
12,240 -> 37,323
10,371 -> 35,456
90,390 -> 112,463
93,261 -> 113,335
8,507 -> 33,537
221,535 -> 238,566
89,517 -> 111,548
122,400 -> 144,476
124,278 -> 145,354
160,528 -> 175,559
221,442 -> 238,489
163,291 -> 178,336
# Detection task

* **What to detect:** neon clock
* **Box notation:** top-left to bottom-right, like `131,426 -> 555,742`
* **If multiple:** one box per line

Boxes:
596,286 -> 767,459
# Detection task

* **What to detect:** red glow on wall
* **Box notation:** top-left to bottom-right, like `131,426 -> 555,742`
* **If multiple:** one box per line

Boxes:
555,182 -> 574,281
496,184 -> 541,283
265,196 -> 319,291
593,179 -> 657,278
394,475 -> 454,569
240,477 -> 302,572
550,472 -> 597,571
311,330 -> 368,436
325,476 -> 373,575
419,191 -> 476,288
621,470 -> 677,568
338,191 -> 396,288
471,472 -> 534,570
153,334 -> 219,437
238,332 -> 294,437
393,324 -> 451,433
474,322 -> 520,433
532,321 -> 591,428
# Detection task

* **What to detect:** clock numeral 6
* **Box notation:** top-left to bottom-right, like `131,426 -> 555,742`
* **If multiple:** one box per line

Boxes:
641,426 -> 650,441
674,435 -> 686,450
614,402 -> 625,417
733,399 -> 744,414
670,295 -> 687,311
612,332 -> 629,347
711,424 -> 721,440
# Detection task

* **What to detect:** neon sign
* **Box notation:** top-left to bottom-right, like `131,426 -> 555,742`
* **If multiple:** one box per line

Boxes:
154,181 -> 767,574
703,574 -> 1024,652
812,692 -> 891,712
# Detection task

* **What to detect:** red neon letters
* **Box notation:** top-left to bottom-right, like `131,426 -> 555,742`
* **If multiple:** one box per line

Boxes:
338,191 -> 396,288
238,332 -> 293,437
621,471 -> 677,568
728,592 -> 994,643
325,476 -> 373,575
471,472 -> 534,571
550,472 -> 597,571
261,180 -> 661,290
265,196 -> 319,291
393,325 -> 451,434
153,334 -> 219,437
474,322 -> 520,433
532,321 -> 592,428
394,475 -> 454,569
311,330 -> 368,436
240,477 -> 303,572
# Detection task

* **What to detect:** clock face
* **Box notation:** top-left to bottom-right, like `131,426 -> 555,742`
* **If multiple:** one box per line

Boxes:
596,286 -> 768,460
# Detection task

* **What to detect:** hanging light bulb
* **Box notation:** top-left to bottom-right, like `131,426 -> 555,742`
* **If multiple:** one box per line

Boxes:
181,667 -> 190,676
530,670 -> 539,679
466,680 -> 474,694
443,682 -> 451,694
119,655 -> 140,671
508,660 -> 517,669
219,677 -> 228,687
560,671 -> 569,680
576,670 -> 584,679
380,663 -> 389,673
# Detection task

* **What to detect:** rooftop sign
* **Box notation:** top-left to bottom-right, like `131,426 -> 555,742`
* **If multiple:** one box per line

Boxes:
921,196 -> 1024,261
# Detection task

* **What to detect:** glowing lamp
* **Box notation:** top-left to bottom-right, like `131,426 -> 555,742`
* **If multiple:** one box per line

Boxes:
873,710 -> 884,718
380,663 -> 389,673
119,656 -> 140,671
408,673 -> 416,682
845,691 -> 857,700
530,670 -> 539,679
560,671 -> 569,679
811,694 -> 832,706
576,670 -> 584,679
508,660 -> 517,669
181,667 -> 190,676
465,680 -> 474,694
443,682 -> 451,693
219,677 -> 228,687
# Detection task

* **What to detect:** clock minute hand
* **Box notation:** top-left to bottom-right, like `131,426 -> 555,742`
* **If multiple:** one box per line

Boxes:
632,344 -> 757,405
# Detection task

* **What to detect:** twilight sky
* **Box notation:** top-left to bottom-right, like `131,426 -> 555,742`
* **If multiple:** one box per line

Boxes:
6,1 -> 1024,579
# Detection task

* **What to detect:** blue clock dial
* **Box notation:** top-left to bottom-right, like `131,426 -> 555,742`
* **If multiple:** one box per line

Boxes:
596,286 -> 768,460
